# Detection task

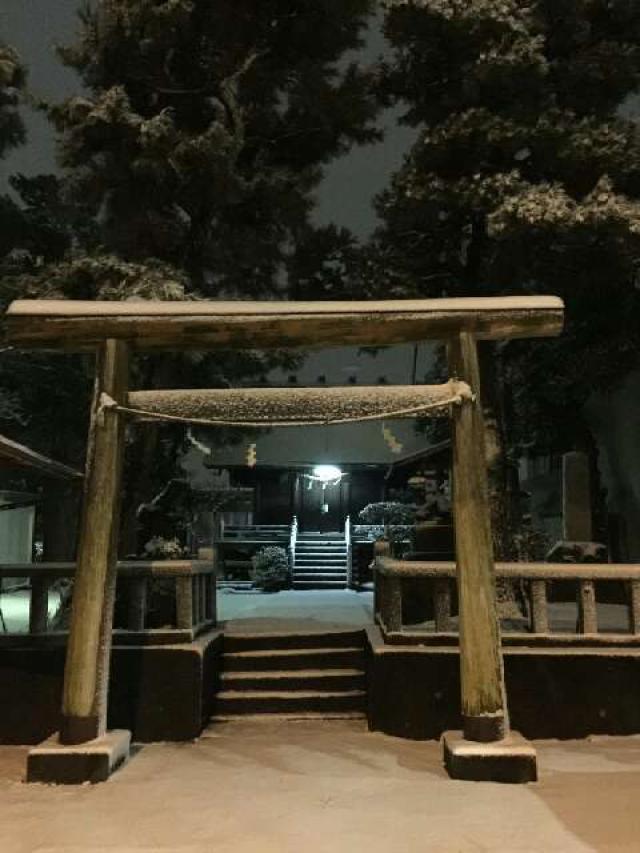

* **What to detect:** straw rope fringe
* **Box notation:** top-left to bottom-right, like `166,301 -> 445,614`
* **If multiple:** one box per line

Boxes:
97,382 -> 474,430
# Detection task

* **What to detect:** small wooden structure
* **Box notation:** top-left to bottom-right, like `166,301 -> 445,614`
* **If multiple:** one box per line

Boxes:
6,295 -> 564,780
0,433 -> 83,631
0,433 -> 83,481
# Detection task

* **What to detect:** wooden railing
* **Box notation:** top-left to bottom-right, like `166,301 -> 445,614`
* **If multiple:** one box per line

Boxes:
216,524 -> 290,581
375,555 -> 640,643
0,560 -> 216,642
220,524 -> 290,541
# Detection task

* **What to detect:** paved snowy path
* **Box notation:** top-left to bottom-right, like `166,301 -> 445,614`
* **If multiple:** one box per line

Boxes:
218,588 -> 374,631
2,721 -> 640,852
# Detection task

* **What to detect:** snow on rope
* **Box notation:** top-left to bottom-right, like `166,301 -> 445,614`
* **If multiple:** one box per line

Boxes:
97,379 -> 474,429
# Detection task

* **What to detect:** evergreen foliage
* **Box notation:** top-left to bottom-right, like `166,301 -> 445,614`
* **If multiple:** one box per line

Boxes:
376,0 -> 640,453
359,501 -> 416,526
0,4 -> 381,552
52,0 -> 379,294
250,545 -> 290,591
0,42 -> 26,158
359,500 -> 416,554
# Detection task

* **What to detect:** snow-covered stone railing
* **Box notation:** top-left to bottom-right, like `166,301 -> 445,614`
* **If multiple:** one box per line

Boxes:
375,554 -> 640,642
0,560 -> 216,641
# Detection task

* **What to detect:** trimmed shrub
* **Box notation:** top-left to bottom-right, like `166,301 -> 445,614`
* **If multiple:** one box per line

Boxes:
250,546 -> 290,592
358,502 -> 416,526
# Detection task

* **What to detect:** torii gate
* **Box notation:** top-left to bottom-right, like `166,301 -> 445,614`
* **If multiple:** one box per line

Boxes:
6,295 -> 564,782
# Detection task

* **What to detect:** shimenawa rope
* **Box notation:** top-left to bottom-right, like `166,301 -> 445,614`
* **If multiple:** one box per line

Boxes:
97,380 -> 474,429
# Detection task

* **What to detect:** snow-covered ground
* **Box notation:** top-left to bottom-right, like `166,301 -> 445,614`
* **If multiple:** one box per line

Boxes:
2,720 -> 640,852
219,588 -> 374,631
218,587 -> 633,635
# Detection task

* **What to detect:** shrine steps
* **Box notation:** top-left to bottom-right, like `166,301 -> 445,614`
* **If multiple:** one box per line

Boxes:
211,630 -> 367,721
293,532 -> 348,589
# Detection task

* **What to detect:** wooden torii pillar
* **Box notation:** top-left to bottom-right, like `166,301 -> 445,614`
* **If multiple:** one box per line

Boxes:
60,339 -> 129,745
448,332 -> 506,742
5,295 -> 563,783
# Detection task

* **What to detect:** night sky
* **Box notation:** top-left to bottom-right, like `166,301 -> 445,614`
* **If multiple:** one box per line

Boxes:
1,0 -> 416,238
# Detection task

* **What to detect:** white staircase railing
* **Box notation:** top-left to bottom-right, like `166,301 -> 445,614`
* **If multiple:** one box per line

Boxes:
345,515 -> 353,588
289,515 -> 298,579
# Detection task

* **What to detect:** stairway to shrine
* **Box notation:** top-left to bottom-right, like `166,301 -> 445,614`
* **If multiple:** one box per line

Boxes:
211,630 -> 367,721
293,532 -> 348,589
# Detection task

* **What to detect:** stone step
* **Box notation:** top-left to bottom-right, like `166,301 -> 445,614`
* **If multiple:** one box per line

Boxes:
214,689 -> 366,716
209,711 -> 366,724
220,668 -> 366,692
297,537 -> 345,543
294,555 -> 347,566
294,565 -> 347,572
293,574 -> 348,583
295,553 -> 347,560
296,555 -> 347,560
294,553 -> 347,560
293,581 -> 348,590
294,557 -> 347,562
293,563 -> 347,570
293,572 -> 348,579
223,646 -> 364,672
223,630 -> 364,652
295,553 -> 346,559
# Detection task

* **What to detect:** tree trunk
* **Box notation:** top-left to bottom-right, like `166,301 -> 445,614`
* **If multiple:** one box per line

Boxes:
42,480 -> 81,561
572,422 -> 607,547
462,213 -> 524,617
119,354 -> 180,557
478,343 -> 525,617
120,422 -> 161,557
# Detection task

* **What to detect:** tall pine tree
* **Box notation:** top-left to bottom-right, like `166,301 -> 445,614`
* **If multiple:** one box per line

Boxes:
0,42 -> 25,158
375,0 -> 640,552
51,0 -> 379,294
12,1 -> 381,553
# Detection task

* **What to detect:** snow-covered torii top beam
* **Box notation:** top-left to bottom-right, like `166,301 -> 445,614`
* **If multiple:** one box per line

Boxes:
5,296 -> 564,351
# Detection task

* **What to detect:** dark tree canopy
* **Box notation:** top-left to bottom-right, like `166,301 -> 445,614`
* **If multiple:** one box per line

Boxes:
0,42 -> 26,159
374,0 -> 640,451
1,2 -> 382,553
52,0 -> 379,294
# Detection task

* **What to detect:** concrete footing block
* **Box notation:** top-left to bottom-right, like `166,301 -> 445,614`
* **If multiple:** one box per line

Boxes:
442,730 -> 537,784
27,729 -> 131,784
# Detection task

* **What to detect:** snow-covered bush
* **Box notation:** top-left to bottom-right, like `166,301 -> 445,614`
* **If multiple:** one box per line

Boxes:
358,502 -> 417,556
250,546 -> 290,592
143,536 -> 185,560
358,502 -> 416,526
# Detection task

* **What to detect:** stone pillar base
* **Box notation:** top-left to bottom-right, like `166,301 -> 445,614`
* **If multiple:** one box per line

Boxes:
442,730 -> 537,784
27,729 -> 131,784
